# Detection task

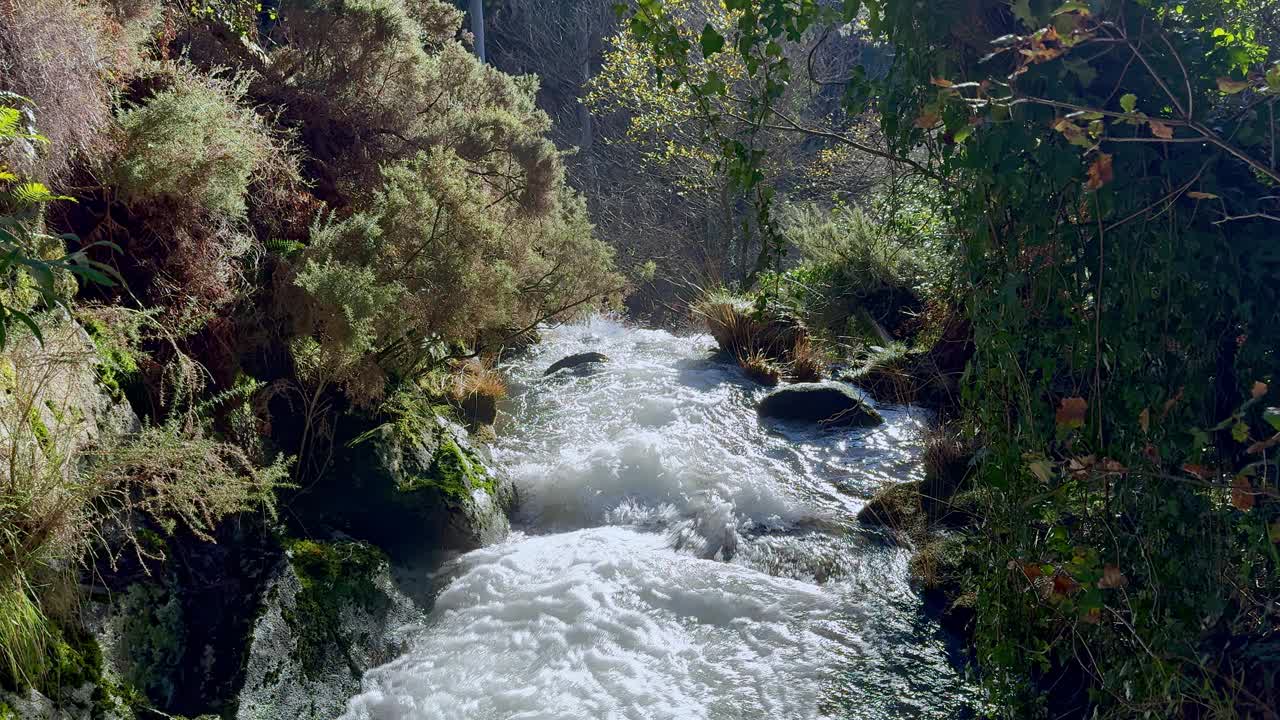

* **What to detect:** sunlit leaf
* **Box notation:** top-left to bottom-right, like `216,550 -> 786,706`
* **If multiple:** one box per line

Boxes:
1216,77 -> 1250,94
1119,93 -> 1137,113
1085,153 -> 1113,191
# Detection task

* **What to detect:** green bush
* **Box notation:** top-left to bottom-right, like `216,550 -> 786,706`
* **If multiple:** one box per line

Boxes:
114,66 -> 273,218
289,149 -> 620,403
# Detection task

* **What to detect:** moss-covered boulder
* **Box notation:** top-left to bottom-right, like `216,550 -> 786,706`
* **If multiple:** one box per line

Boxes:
757,381 -> 883,427
236,539 -> 420,720
301,412 -> 516,555
856,480 -> 925,531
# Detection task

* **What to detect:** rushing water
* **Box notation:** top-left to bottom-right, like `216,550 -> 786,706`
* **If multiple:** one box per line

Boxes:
341,317 -> 975,719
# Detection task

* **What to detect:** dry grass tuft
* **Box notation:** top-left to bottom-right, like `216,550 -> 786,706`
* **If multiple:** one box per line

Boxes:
787,337 -> 825,382
447,357 -> 507,426
738,349 -> 782,386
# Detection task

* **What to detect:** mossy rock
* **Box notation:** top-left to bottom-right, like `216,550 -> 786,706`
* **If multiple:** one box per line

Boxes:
307,412 -> 516,554
856,480 -> 925,533
236,539 -> 419,720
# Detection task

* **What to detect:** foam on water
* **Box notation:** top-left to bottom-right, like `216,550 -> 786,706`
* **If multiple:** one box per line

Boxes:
341,316 -> 974,720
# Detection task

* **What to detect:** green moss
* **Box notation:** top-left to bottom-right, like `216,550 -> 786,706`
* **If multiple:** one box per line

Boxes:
27,407 -> 53,456
399,434 -> 495,500
119,582 -> 185,708
0,358 -> 15,394
283,539 -> 389,680
0,699 -> 15,719
36,621 -> 140,719
83,314 -> 140,402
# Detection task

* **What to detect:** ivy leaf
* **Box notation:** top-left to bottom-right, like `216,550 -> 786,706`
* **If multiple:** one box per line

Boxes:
1147,119 -> 1173,139
1119,93 -> 1137,113
1216,77 -> 1250,94
1085,153 -> 1113,191
1056,396 -> 1088,428
1231,421 -> 1249,443
1230,474 -> 1254,511
699,24 -> 725,57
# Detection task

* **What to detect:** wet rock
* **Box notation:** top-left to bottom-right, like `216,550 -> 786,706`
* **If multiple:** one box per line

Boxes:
544,351 -> 608,375
757,382 -> 883,427
856,480 -> 924,529
458,392 -> 498,427
236,540 -> 421,720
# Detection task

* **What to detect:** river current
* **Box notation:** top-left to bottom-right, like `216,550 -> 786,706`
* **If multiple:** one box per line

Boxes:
340,317 -> 974,719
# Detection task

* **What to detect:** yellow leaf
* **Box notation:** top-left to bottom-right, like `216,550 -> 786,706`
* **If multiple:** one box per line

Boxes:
1085,153 -> 1113,191
1231,474 -> 1254,511
1147,119 -> 1173,139
1217,77 -> 1250,94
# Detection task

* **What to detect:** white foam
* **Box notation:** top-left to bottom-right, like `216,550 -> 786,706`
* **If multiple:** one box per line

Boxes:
340,527 -> 852,720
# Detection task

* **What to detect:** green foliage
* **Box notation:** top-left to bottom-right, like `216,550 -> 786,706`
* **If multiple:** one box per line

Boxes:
114,66 -> 274,218
626,0 -> 1280,715
0,99 -> 118,350
290,149 -> 620,404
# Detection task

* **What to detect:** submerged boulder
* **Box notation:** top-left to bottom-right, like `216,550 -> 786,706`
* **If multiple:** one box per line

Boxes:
544,351 -> 608,375
757,382 -> 883,427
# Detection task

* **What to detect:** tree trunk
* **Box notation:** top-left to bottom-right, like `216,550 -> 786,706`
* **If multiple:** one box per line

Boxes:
469,0 -> 486,63
577,27 -> 593,151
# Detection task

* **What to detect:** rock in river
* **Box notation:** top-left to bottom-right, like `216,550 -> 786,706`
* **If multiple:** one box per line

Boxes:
544,351 -> 609,375
757,381 -> 884,427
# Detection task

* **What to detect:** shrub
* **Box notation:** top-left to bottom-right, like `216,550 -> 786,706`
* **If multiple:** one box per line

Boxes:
0,0 -> 111,180
287,150 -> 620,403
114,66 -> 274,218
267,0 -> 562,208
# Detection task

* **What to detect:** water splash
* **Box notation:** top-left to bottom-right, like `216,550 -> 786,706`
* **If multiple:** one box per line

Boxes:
342,317 -> 974,719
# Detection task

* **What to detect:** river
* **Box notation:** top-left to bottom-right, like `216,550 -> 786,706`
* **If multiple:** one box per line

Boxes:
340,317 -> 975,719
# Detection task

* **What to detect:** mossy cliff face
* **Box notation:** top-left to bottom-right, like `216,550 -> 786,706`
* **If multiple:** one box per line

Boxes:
236,539 -> 419,720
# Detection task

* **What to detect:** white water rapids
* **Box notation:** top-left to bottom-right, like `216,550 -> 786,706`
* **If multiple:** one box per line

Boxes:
341,317 -> 974,719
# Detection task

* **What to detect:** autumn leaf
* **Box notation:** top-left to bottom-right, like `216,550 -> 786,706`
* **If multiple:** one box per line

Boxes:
1097,564 -> 1128,589
1217,77 -> 1250,94
1252,381 -> 1268,399
1147,119 -> 1173,139
1186,191 -> 1219,200
914,112 -> 940,129
1182,463 -> 1211,480
1231,474 -> 1254,511
1085,153 -> 1113,191
1080,607 -> 1102,624
1138,408 -> 1150,434
1056,396 -> 1088,428
1022,563 -> 1043,580
1052,572 -> 1080,596
931,77 -> 954,88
